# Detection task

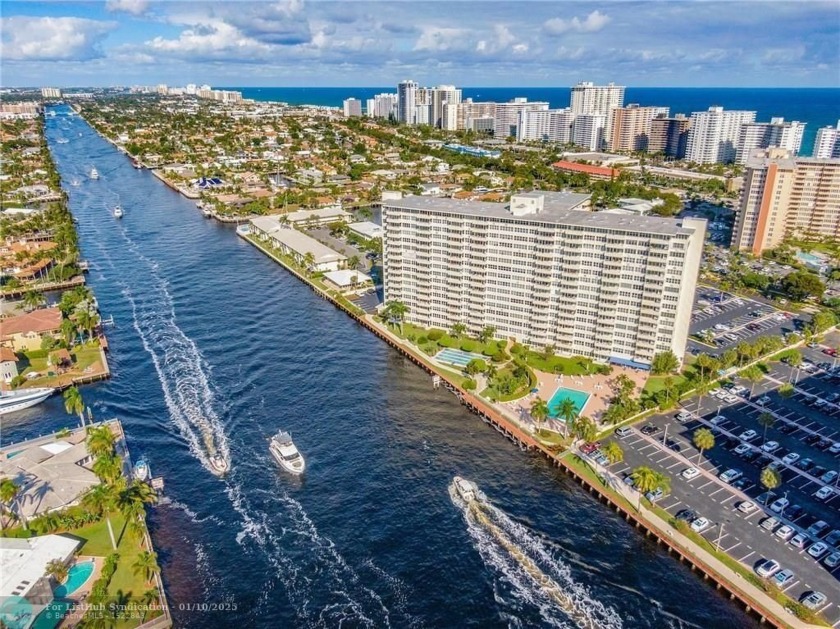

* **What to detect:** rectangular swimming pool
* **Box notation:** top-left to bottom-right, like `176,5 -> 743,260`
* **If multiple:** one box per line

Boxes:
548,387 -> 591,417
435,347 -> 486,368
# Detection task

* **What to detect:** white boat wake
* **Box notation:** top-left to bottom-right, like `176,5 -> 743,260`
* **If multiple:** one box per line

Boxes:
451,481 -> 622,629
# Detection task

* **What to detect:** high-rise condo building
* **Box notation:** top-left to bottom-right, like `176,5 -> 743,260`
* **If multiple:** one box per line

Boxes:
516,109 -> 575,143
685,107 -> 757,164
449,99 -> 497,132
342,98 -> 362,118
382,192 -> 706,368
609,105 -> 670,152
572,114 -> 607,151
397,80 -> 418,124
41,87 -> 62,98
735,118 -> 805,164
569,82 -> 625,148
494,98 -> 550,137
648,114 -> 691,158
366,93 -> 398,119
813,121 -> 840,158
732,148 -> 840,255
431,85 -> 462,129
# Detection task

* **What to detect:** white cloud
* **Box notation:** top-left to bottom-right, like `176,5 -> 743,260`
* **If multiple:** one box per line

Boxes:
413,27 -> 470,52
544,10 -> 611,36
146,21 -> 272,60
1,16 -> 116,61
105,0 -> 149,16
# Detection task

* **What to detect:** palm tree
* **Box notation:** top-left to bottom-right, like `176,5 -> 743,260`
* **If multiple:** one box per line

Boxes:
478,325 -> 496,343
530,397 -> 549,433
45,559 -> 69,584
86,426 -> 115,458
63,386 -> 86,427
574,417 -> 597,443
693,428 -> 715,463
542,344 -> 556,361
60,318 -> 78,346
602,441 -> 624,465
741,365 -> 763,399
631,466 -> 670,508
450,322 -> 467,338
302,251 -> 315,271
93,453 -> 123,486
383,300 -> 408,332
23,290 -> 45,312
139,589 -> 159,622
0,478 -> 22,531
347,254 -> 360,270
132,551 -> 159,583
760,466 -> 781,502
82,484 -> 118,550
557,397 -> 578,439
758,412 -> 775,445
786,351 -> 802,383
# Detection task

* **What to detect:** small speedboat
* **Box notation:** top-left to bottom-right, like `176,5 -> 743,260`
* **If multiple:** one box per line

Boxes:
450,476 -> 484,504
209,454 -> 229,475
133,459 -> 149,482
90,168 -> 99,180
269,431 -> 305,475
131,160 -> 142,169
113,205 -> 123,219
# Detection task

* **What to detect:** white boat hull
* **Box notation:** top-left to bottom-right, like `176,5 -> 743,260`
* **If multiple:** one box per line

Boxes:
0,388 -> 55,416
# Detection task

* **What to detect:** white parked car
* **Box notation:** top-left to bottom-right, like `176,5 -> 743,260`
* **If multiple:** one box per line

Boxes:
789,533 -> 808,549
691,517 -> 711,533
821,470 -> 838,484
801,591 -> 827,611
737,501 -> 757,514
781,452 -> 800,465
829,442 -> 840,454
676,411 -> 692,422
760,516 -> 779,531
770,497 -> 790,513
824,552 -> 840,569
808,542 -> 829,559
734,443 -> 752,456
814,486 -> 835,501
773,569 -> 795,588
709,388 -> 723,397
739,429 -> 758,442
758,396 -> 771,405
681,467 -> 700,480
755,558 -> 780,577
761,440 -> 780,453
710,415 -> 727,425
775,525 -> 794,540
720,469 -> 743,483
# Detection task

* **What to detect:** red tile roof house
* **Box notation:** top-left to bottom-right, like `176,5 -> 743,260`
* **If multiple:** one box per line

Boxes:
551,160 -> 620,181
0,307 -> 62,352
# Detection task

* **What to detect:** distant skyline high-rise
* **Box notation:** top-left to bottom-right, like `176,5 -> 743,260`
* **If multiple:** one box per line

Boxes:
685,106 -> 757,164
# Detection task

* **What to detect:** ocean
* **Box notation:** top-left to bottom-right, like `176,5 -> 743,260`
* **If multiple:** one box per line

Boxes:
231,87 -> 840,156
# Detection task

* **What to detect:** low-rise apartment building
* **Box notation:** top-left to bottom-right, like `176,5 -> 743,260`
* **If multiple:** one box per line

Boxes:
382,191 -> 705,368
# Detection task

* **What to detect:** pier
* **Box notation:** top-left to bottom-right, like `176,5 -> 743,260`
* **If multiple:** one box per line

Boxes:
240,227 -> 811,629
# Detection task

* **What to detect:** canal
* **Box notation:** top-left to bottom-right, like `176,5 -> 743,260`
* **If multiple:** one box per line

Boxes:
6,105 -> 759,628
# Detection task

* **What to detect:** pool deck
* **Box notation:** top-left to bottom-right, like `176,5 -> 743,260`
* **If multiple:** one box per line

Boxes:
509,365 -> 648,431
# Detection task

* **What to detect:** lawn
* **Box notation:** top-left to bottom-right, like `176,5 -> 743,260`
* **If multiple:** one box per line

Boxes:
480,364 -> 537,402
521,351 -> 599,376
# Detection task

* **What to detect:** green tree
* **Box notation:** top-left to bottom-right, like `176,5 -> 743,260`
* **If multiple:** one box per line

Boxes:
542,344 -> 556,361
778,383 -> 794,398
786,351 -> 802,383
93,453 -> 123,485
651,350 -> 679,375
60,318 -> 78,346
132,551 -> 159,583
693,428 -> 715,463
760,466 -> 781,501
810,310 -> 837,334
0,478 -> 23,531
82,484 -> 119,550
602,441 -> 624,465
741,365 -> 764,398
347,254 -> 360,270
530,397 -> 549,432
45,559 -> 69,584
758,412 -> 775,444
86,426 -> 115,458
22,290 -> 45,312
450,322 -> 467,338
631,466 -> 670,507
302,251 -> 316,270
63,386 -> 86,427
478,325 -> 496,343
780,270 -> 824,301
557,397 -> 578,438
464,358 -> 487,376
382,300 -> 409,332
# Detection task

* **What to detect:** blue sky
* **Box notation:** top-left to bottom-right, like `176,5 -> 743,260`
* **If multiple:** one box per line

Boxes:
1,1 -> 838,87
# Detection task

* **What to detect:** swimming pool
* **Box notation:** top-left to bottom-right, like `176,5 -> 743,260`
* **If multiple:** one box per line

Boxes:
797,252 -> 821,264
548,387 -> 591,418
435,348 -> 486,368
31,600 -> 71,629
52,561 -> 94,598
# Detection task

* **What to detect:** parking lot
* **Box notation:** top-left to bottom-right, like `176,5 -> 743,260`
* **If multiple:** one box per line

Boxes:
596,357 -> 840,625
687,287 -> 806,356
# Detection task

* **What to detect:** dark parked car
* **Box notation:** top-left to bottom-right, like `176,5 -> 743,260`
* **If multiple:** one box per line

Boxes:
676,509 -> 697,522
666,439 -> 682,452
804,435 -> 821,447
641,424 -> 660,435
778,423 -> 797,434
787,505 -> 805,520
796,458 -> 814,472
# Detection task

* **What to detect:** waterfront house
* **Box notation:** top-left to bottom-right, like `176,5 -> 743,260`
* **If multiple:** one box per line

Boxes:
323,269 -> 373,292
347,221 -> 383,240
0,307 -> 63,351
0,347 -> 18,383
250,216 -> 346,272
285,207 -> 350,226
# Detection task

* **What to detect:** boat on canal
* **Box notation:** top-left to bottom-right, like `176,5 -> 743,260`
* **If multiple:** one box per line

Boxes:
0,387 -> 55,416
133,459 -> 150,481
89,167 -> 99,180
113,205 -> 123,219
209,453 -> 229,475
269,431 -> 305,475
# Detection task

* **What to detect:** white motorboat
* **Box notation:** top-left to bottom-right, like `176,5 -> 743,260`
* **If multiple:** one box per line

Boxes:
113,205 -> 123,219
90,167 -> 99,180
451,476 -> 482,504
133,459 -> 149,482
209,454 -> 229,475
57,138 -> 69,144
0,387 -> 55,416
269,431 -> 305,475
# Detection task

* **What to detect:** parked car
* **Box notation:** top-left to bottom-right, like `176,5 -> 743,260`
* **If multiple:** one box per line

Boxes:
760,516 -> 779,531
737,501 -> 757,514
757,396 -> 771,405
814,486 -> 835,501
769,497 -> 790,513
773,569 -> 795,588
808,542 -> 829,559
755,559 -> 780,578
821,470 -> 838,484
641,424 -> 660,435
781,452 -> 800,465
774,525 -> 794,541
675,509 -> 697,522
739,429 -> 758,442
761,440 -> 780,453
675,411 -> 692,422
824,552 -> 840,569
720,469 -> 743,484
786,504 -> 805,520
801,592 -> 827,611
645,488 -> 665,503
796,458 -> 814,472
734,443 -> 752,456
615,427 -> 631,437
665,439 -> 682,452
824,529 -> 840,547
807,520 -> 829,538
710,414 -> 727,425
681,467 -> 700,480
690,517 -> 711,533
789,533 -> 808,549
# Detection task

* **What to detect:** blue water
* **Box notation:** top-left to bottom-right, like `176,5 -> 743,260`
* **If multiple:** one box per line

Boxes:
435,348 -> 486,367
232,86 -> 839,156
0,103 -> 760,628
30,600 -> 71,629
52,561 -> 94,598
548,388 -> 591,418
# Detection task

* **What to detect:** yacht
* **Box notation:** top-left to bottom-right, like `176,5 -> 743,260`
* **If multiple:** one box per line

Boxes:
209,454 -> 229,475
89,167 -> 99,180
451,476 -> 482,504
0,387 -> 55,416
133,459 -> 150,482
269,432 -> 305,475
131,160 -> 142,169
57,138 -> 69,144
113,205 -> 123,219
